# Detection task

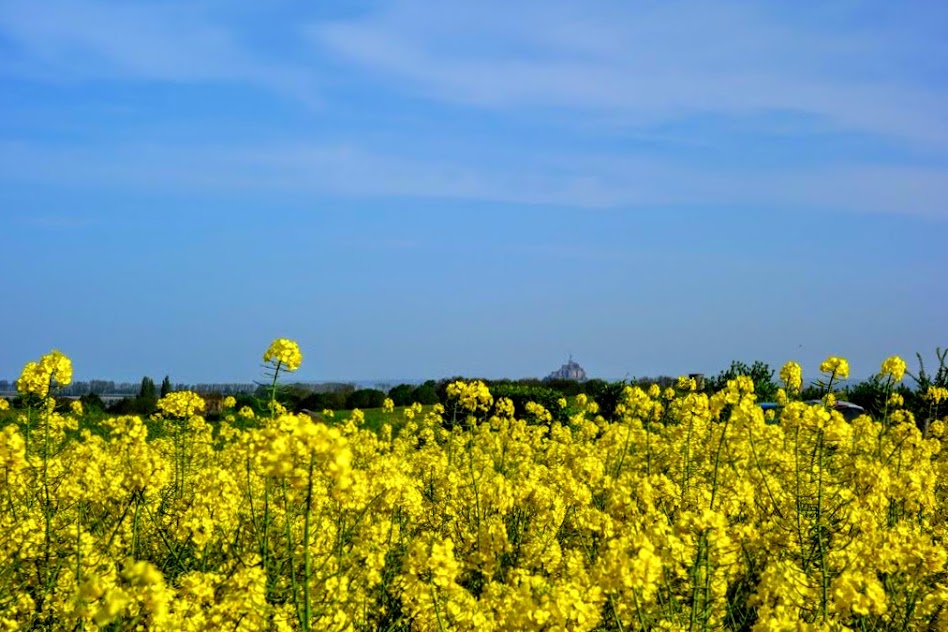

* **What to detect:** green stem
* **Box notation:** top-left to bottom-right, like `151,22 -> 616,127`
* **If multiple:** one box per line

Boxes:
302,455 -> 315,632
270,361 -> 282,418
430,584 -> 446,632
882,377 -> 892,425
793,426 -> 807,570
281,482 -> 302,629
609,594 -> 627,632
816,429 -> 828,621
688,534 -> 706,632
709,414 -> 731,510
75,504 -> 82,585
631,587 -> 647,631
42,395 -> 53,608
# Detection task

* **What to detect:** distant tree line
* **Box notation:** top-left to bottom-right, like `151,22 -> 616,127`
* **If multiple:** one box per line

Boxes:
0,378 -> 258,397
4,348 -> 945,433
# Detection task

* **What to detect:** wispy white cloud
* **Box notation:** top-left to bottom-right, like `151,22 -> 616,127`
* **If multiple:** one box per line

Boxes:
0,0 -> 317,99
1,0 -> 944,219
2,139 -> 945,218
5,0 -> 944,148
309,0 -> 948,145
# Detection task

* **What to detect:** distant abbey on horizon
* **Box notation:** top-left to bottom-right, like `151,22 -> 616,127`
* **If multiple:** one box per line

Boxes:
546,356 -> 587,381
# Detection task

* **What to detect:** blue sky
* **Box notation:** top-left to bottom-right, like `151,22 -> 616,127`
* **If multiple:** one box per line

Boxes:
1,0 -> 946,384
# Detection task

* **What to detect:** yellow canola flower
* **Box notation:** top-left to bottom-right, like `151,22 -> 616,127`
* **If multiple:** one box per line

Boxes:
494,397 -> 515,418
819,356 -> 850,380
157,391 -> 206,418
880,355 -> 907,382
237,405 -> 255,420
428,538 -> 460,589
524,401 -> 552,423
446,379 -> 493,413
17,361 -> 48,397
776,388 -> 789,406
268,400 -> 288,416
382,398 -> 395,413
70,400 -> 83,416
44,350 -> 73,386
222,395 -> 237,409
0,398 -> 9,411
926,386 -> 948,404
676,375 -> 697,391
16,350 -> 73,398
779,361 -> 803,393
0,425 -> 27,473
830,571 -> 887,617
263,338 -> 302,372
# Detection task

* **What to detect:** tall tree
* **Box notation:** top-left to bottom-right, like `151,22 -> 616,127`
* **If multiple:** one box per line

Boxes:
139,376 -> 157,400
160,375 -> 172,397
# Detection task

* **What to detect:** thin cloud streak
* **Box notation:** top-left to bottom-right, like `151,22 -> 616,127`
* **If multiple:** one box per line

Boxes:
1,140 -> 946,218
0,0 -> 318,101
310,1 -> 948,145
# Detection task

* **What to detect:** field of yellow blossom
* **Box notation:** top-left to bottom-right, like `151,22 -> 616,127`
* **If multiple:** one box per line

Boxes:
2,341 -> 948,631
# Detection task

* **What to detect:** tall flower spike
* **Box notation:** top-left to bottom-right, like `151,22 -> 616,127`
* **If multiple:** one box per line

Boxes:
263,338 -> 303,372
880,356 -> 907,383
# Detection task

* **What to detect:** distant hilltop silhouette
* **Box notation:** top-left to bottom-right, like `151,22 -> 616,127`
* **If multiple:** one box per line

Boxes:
546,355 -> 587,381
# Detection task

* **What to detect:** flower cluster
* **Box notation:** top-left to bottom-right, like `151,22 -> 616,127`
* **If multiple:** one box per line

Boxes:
779,360 -> 803,393
926,386 -> 948,404
156,391 -> 206,418
16,350 -> 73,398
446,379 -> 494,413
263,338 -> 303,372
819,355 -> 850,380
880,355 -> 908,382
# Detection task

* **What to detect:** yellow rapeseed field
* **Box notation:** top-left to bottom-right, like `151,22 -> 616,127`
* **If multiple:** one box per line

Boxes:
2,342 -> 948,630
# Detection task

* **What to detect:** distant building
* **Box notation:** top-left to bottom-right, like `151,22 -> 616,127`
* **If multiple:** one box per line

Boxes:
546,356 -> 587,381
689,373 -> 706,390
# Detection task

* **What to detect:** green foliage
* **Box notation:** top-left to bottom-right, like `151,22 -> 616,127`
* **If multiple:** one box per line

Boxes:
79,392 -> 105,412
411,382 -> 440,405
345,389 -> 387,410
582,379 -> 628,419
139,376 -> 157,400
127,375 -> 158,415
107,395 -> 157,416
842,375 -> 890,418
296,391 -> 348,413
489,383 -> 566,422
388,382 -> 439,407
387,384 -> 415,407
707,361 -> 778,402
542,378 -> 585,397
160,375 -> 172,397
234,394 -> 266,416
908,347 -> 948,392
